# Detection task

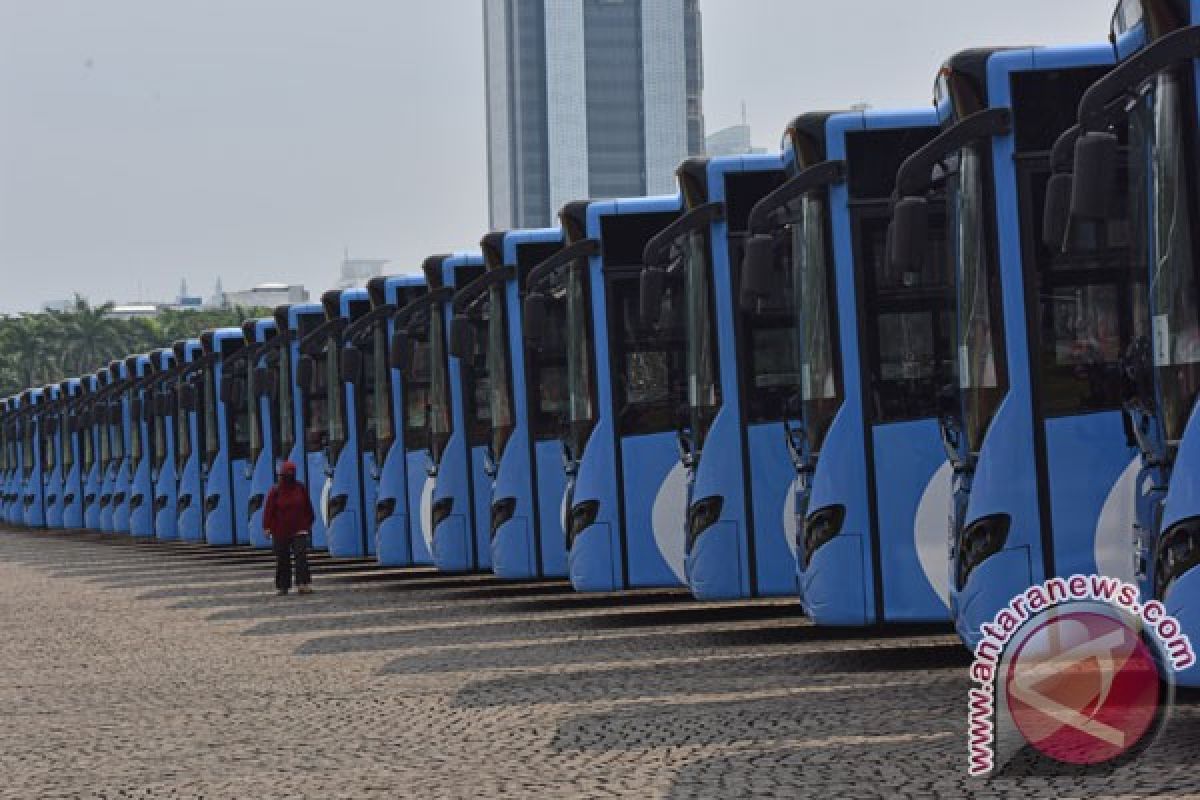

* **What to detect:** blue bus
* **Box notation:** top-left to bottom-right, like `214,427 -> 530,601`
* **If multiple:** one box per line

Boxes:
1049,0 -> 1200,684
42,384 -> 66,529
526,197 -> 686,591
82,372 -> 109,530
362,276 -> 428,566
2,398 -> 17,523
145,348 -> 180,540
127,354 -> 157,538
173,339 -> 208,542
749,112 -> 956,623
53,378 -> 86,529
243,317 -> 280,549
109,360 -> 135,534
201,328 -> 252,546
282,303 -> 331,550
21,388 -> 47,528
640,155 -> 801,600
416,254 -> 489,572
385,280 -> 459,566
301,289 -> 374,558
889,44 -> 1136,646
459,229 -> 569,579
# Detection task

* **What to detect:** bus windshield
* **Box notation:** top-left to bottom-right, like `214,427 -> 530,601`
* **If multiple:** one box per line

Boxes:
325,338 -> 346,461
952,143 -> 1008,454
277,349 -> 295,458
368,322 -> 393,463
153,388 -> 168,470
794,191 -> 843,455
204,367 -> 219,466
862,208 -> 955,423
428,306 -> 454,464
682,228 -> 722,448
42,415 -> 56,473
405,334 -> 432,453
63,413 -> 75,472
248,360 -> 263,464
1142,70 -> 1200,445
565,259 -> 597,459
486,285 -> 516,459
129,390 -> 143,469
110,400 -> 125,463
526,291 -> 568,441
176,383 -> 191,468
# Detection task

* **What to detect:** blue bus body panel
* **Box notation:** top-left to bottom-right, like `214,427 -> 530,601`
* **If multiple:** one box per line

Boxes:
745,421 -> 801,593
871,418 -> 952,619
247,388 -> 275,548
955,44 -> 1134,645
407,449 -> 435,564
535,437 -> 570,576
111,375 -> 133,533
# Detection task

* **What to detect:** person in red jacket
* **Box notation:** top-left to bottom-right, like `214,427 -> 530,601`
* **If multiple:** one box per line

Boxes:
263,460 -> 316,595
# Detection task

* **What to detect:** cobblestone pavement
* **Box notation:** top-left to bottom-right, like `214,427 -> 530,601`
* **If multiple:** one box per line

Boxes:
3,529 -> 1200,799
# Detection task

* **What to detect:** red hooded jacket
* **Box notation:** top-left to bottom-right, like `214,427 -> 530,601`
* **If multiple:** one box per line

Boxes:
263,479 -> 315,541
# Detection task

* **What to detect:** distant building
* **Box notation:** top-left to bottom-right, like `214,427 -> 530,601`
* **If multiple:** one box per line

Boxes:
220,283 -> 310,309
336,258 -> 389,290
484,0 -> 705,229
704,124 -> 766,157
105,304 -> 160,321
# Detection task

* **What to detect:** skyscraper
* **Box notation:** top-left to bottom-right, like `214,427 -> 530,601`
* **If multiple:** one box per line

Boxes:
484,0 -> 704,230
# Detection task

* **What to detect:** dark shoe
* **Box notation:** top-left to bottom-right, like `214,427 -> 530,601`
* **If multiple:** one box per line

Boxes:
297,585 -> 313,595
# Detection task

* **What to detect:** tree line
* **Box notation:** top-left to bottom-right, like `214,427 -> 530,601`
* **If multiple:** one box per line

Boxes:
0,296 -> 270,398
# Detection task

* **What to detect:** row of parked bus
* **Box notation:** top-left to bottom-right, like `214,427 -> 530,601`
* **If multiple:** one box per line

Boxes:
3,0 -> 1199,682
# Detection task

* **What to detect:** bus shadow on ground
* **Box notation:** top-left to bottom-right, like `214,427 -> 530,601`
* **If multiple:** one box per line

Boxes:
550,682 -> 962,752
294,602 -> 811,657
450,642 -> 972,709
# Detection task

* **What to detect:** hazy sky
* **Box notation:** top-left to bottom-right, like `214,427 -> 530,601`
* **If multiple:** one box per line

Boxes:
0,1 -> 1110,314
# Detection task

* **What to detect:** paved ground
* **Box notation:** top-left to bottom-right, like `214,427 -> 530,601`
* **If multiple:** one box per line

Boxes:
2,530 -> 1200,799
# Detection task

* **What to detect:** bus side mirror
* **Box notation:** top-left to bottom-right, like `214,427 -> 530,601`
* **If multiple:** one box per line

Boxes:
108,402 -> 122,424
389,331 -> 409,371
143,397 -> 154,422
130,396 -> 142,421
523,292 -> 546,344
1070,131 -> 1118,220
448,314 -> 472,359
740,234 -> 775,311
340,348 -> 363,383
296,356 -> 315,395
1042,172 -> 1073,251
156,393 -> 171,416
640,267 -> 665,327
887,196 -> 928,280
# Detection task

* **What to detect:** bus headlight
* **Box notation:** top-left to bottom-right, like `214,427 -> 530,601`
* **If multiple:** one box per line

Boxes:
803,504 -> 845,568
328,493 -> 348,520
431,497 -> 454,530
1156,516 -> 1200,599
375,497 -> 396,525
955,513 -> 1011,590
566,499 -> 599,547
686,496 -> 724,550
490,497 -> 516,537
